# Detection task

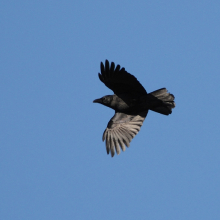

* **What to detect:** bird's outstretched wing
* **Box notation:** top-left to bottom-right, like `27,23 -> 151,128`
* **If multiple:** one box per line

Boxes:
102,111 -> 148,157
98,60 -> 147,96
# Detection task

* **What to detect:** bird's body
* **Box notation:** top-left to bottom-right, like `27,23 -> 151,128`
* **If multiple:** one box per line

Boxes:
93,60 -> 175,157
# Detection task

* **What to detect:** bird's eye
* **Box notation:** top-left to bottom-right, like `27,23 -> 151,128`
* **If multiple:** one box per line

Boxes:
103,97 -> 108,103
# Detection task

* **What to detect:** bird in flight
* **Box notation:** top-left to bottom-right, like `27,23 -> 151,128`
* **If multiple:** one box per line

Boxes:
93,60 -> 175,157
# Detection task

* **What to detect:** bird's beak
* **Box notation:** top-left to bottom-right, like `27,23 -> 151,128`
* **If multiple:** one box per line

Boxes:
93,98 -> 102,103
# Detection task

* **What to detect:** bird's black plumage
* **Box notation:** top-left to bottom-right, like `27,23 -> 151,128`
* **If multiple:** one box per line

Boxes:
94,60 -> 175,157
98,60 -> 147,96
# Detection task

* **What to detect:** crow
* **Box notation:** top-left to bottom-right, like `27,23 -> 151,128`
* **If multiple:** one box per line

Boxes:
93,60 -> 175,157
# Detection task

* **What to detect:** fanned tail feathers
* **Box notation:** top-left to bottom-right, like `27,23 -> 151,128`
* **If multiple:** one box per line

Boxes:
149,88 -> 175,115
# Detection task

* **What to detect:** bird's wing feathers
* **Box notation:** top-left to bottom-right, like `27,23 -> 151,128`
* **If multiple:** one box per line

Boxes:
98,60 -> 147,96
102,111 -> 148,157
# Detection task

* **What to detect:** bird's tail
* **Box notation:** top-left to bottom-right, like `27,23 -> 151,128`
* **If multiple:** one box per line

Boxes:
148,88 -> 175,115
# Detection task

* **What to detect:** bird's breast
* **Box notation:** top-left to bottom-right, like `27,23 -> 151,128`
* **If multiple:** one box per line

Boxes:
112,94 -> 138,112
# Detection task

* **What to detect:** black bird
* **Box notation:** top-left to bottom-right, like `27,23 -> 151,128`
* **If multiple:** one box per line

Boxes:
93,60 -> 175,157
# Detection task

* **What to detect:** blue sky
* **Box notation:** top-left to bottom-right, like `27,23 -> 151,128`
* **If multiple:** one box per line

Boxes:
1,1 -> 220,219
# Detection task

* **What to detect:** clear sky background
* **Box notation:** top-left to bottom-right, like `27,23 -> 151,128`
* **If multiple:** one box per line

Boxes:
1,1 -> 220,219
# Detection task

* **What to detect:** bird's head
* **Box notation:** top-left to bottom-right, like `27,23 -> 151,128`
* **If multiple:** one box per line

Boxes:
93,95 -> 113,108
